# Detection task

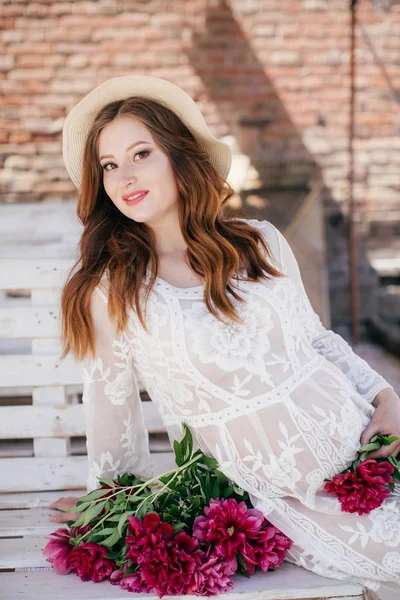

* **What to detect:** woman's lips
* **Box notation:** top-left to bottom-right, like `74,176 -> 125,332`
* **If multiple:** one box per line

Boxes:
123,191 -> 148,205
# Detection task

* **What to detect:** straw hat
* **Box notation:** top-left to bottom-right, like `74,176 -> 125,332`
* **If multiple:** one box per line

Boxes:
62,75 -> 232,191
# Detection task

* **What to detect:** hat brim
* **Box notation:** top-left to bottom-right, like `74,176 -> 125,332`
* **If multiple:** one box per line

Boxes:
62,75 -> 232,190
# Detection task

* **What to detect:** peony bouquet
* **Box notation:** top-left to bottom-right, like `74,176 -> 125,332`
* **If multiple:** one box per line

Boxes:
43,424 -> 292,597
324,434 -> 400,515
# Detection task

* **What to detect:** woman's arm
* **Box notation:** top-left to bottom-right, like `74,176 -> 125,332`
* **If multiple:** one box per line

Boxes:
259,220 -> 394,405
81,282 -> 154,493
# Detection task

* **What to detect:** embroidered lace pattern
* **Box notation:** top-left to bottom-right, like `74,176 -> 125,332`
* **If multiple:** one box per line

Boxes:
81,219 -> 398,596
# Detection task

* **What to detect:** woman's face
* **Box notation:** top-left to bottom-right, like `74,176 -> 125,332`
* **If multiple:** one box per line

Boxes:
98,115 -> 179,225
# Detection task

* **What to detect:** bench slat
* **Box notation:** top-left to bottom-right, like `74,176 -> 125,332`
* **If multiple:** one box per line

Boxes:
1,452 -> 176,494
0,508 -> 57,537
0,562 -> 365,599
0,306 -> 61,339
0,536 -> 51,569
0,258 -> 73,290
0,456 -> 177,530
0,489 -> 85,509
0,355 -> 81,387
0,402 -> 165,439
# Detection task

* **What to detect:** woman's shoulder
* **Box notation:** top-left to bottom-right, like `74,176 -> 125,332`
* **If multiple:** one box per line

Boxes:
230,217 -> 282,255
92,270 -> 110,304
230,218 -> 283,269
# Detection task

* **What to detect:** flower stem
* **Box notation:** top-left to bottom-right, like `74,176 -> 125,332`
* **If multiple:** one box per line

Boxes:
75,453 -> 203,542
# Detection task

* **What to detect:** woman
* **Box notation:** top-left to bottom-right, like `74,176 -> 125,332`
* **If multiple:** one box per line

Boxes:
49,75 -> 400,598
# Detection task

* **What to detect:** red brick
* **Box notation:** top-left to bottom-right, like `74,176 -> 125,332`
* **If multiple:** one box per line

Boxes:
1,0 -> 399,212
15,55 -> 44,67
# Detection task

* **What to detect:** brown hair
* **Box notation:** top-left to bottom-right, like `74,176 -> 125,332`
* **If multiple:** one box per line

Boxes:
59,97 -> 285,363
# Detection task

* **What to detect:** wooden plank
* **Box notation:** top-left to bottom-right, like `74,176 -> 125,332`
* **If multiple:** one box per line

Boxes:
0,384 -> 83,399
0,241 -> 79,259
0,489 -> 85,509
0,434 -> 172,462
1,456 -> 88,494
32,387 -> 70,457
0,537 -> 50,570
0,258 -> 74,290
1,452 -> 176,494
0,355 -> 148,390
0,307 -> 47,339
0,402 -> 165,439
0,562 -> 365,599
0,354 -> 81,387
0,507 -> 66,537
0,306 -> 61,339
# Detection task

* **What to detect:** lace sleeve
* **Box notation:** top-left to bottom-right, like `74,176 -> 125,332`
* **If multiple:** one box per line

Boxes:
258,219 -> 394,404
81,282 -> 154,493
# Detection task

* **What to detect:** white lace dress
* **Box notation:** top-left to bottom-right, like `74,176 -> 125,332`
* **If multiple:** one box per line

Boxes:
81,219 -> 400,599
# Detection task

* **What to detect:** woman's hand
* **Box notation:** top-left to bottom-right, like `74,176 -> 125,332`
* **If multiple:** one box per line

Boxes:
48,496 -> 82,524
360,387 -> 400,459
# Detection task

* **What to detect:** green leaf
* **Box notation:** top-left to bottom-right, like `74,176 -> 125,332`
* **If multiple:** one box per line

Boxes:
126,494 -> 147,504
357,452 -> 369,462
232,483 -> 245,496
173,439 -> 183,467
379,434 -> 399,444
215,470 -> 229,488
76,500 -> 107,527
359,442 -> 380,452
66,519 -> 78,528
102,529 -> 121,548
200,456 -> 218,469
117,512 -> 130,537
98,478 -> 116,488
84,488 -> 112,501
181,423 -> 193,462
135,499 -> 154,520
236,553 -> 250,577
192,496 -> 201,510
125,563 -> 138,576
91,527 -> 117,537
104,549 -> 121,560
107,513 -> 124,522
221,485 -> 234,498
73,500 -> 97,512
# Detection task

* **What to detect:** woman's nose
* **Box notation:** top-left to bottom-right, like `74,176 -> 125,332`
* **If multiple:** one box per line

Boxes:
120,164 -> 138,185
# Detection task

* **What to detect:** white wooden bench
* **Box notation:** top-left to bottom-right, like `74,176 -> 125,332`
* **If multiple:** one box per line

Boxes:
0,202 -> 368,599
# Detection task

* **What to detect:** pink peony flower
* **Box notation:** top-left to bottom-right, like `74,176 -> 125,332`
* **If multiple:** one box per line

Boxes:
125,512 -> 174,565
43,524 -> 92,575
191,550 -> 237,596
357,458 -> 394,486
125,512 -> 209,597
68,542 -> 117,582
110,566 -> 153,593
193,498 -> 264,561
251,521 -> 292,575
324,462 -> 393,515
139,531 -> 204,597
43,527 -> 73,574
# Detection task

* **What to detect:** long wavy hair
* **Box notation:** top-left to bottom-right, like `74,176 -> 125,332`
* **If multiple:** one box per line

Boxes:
59,97 -> 285,363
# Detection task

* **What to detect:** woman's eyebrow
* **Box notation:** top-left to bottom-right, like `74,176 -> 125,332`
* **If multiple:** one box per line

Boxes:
100,140 -> 152,160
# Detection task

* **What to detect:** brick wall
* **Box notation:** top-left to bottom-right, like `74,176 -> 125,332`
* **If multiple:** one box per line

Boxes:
1,0 -> 400,224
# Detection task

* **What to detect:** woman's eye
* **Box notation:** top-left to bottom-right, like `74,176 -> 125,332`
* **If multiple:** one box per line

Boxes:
101,150 -> 149,171
133,150 -> 149,161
